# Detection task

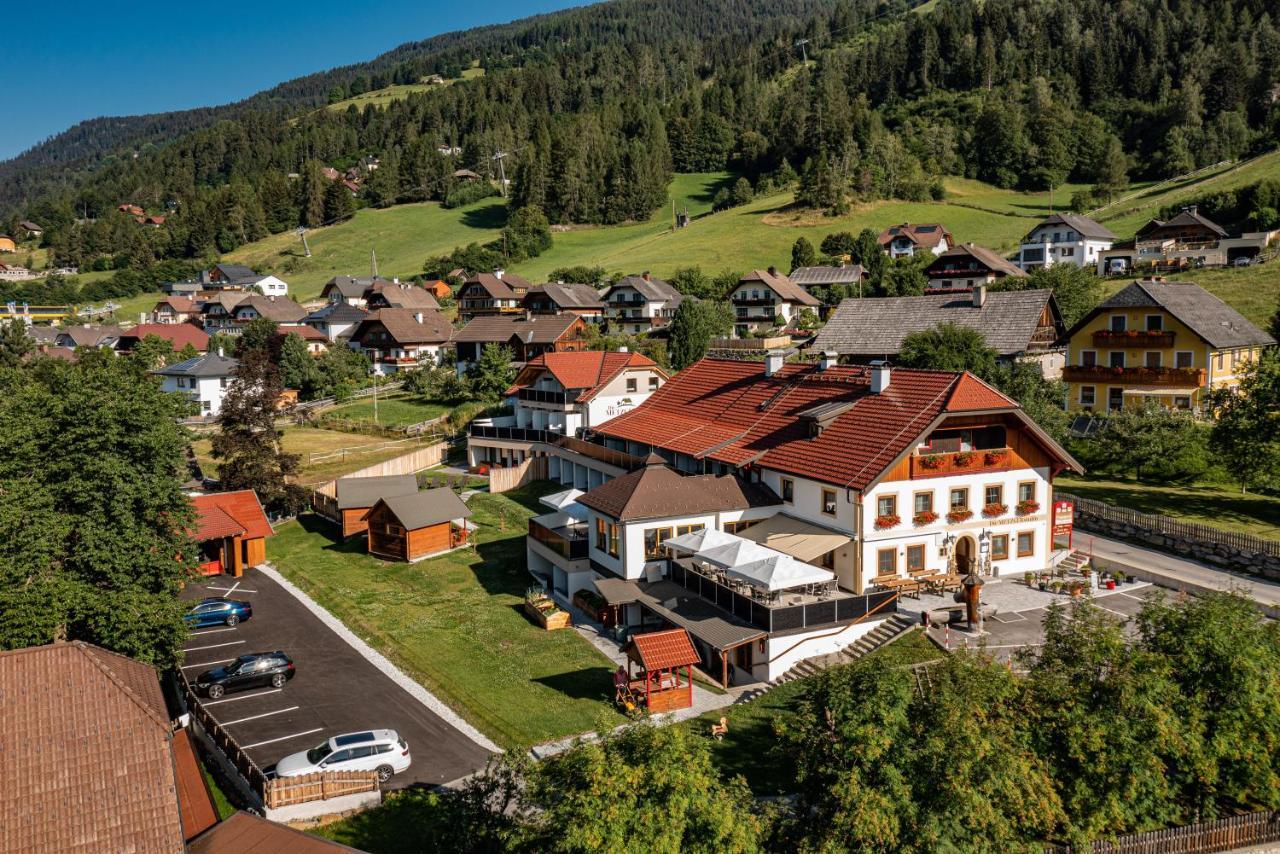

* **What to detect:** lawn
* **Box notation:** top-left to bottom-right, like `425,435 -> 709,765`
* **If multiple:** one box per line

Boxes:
324,65 -> 486,113
691,629 -> 944,794
1055,475 -> 1280,539
201,763 -> 237,820
270,484 -> 626,747
192,426 -> 431,485
319,393 -> 449,430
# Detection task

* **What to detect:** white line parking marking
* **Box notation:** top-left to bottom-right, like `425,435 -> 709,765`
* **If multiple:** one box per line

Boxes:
242,728 -> 323,750
181,657 -> 238,670
185,640 -> 244,652
222,706 -> 300,727
188,627 -> 238,635
203,689 -> 283,706
205,584 -> 258,594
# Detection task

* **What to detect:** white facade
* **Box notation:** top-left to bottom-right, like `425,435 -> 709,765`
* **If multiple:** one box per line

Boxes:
250,275 -> 289,297
885,234 -> 950,259
1018,224 -> 1112,271
159,373 -> 233,416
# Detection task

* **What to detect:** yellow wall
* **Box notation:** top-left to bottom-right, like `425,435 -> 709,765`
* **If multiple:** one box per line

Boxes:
1063,306 -> 1265,413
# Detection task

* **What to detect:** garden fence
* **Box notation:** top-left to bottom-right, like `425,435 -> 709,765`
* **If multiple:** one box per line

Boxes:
1057,492 -> 1280,558
1042,810 -> 1280,853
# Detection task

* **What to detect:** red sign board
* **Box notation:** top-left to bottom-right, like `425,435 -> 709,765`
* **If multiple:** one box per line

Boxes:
1052,500 -> 1074,541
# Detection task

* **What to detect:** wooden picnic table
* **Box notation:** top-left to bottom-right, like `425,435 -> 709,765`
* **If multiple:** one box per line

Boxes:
875,577 -> 923,598
922,573 -> 964,594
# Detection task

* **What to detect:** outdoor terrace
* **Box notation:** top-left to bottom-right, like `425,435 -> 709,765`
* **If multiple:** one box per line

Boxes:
1062,365 -> 1207,386
529,517 -> 588,561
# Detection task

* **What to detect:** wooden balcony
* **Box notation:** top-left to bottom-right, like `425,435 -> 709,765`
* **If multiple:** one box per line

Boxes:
1062,365 -> 1206,386
910,448 -> 1015,479
1091,330 -> 1176,348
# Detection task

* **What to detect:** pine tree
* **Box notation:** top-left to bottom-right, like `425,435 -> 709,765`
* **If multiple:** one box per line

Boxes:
323,179 -> 356,224
0,320 -> 33,368
791,237 -> 816,271
298,161 -> 328,228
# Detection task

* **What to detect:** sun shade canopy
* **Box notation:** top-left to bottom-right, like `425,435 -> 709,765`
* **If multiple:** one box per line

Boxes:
735,514 -> 852,562
663,527 -> 738,555
725,553 -> 836,592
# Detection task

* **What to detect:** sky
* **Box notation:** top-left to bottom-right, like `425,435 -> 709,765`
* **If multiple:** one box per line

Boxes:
0,0 -> 587,161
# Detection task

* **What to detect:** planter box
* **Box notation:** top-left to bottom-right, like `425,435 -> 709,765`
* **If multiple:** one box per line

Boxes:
524,599 -> 572,631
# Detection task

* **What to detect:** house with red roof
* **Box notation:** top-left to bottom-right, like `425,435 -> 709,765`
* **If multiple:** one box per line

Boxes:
467,349 -> 668,470
524,355 -> 1081,685
191,490 -> 274,576
115,323 -> 210,356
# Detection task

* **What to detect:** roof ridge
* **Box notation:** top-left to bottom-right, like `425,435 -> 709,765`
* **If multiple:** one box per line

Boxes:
72,642 -> 170,731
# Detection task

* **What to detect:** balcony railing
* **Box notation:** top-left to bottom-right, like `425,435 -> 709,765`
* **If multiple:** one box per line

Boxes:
1092,330 -> 1176,348
1062,365 -> 1206,386
468,427 -> 647,471
469,425 -> 557,443
529,519 -> 589,560
911,447 -> 1014,479
517,388 -> 572,406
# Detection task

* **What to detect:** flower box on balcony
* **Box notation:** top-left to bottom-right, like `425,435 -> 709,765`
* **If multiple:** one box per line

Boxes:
1091,329 -> 1176,348
982,503 -> 1007,518
918,454 -> 945,470
953,451 -> 975,467
983,450 -> 1007,466
913,510 -> 939,526
874,513 -> 901,530
1016,499 -> 1040,516
946,508 -> 974,523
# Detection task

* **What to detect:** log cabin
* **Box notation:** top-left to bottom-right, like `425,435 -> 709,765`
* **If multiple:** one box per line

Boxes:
333,474 -> 419,539
366,488 -> 473,562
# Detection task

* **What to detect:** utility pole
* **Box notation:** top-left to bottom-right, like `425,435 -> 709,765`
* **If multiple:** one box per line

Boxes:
296,226 -> 311,258
371,248 -> 378,278
492,150 -> 508,198
795,38 -> 810,68
372,372 -> 379,425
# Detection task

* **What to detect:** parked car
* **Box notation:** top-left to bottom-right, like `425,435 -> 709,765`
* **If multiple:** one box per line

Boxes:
184,597 -> 252,628
195,652 -> 294,699
1233,256 -> 1254,267
274,730 -> 411,783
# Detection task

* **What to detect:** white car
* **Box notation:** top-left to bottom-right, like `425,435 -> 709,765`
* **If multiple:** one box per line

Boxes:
274,730 -> 410,783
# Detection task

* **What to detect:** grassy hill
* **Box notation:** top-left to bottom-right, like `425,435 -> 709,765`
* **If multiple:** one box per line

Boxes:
322,64 -> 486,114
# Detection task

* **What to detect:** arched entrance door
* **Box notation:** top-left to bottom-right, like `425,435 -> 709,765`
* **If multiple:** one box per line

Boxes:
955,535 -> 976,574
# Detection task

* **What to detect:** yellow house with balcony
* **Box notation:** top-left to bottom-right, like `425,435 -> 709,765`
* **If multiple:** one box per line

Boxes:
1061,279 -> 1274,414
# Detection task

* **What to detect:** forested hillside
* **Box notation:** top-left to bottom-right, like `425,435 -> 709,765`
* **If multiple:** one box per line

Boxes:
6,0 -> 1280,284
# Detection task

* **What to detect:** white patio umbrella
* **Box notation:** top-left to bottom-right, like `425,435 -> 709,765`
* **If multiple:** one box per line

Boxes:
726,553 -> 836,592
664,527 -> 738,556
695,537 -> 775,570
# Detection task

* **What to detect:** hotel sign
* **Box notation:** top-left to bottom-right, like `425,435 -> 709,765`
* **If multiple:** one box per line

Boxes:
1053,501 -> 1074,538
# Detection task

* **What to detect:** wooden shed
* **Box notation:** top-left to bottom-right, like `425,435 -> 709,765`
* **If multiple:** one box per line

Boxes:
619,628 -> 700,714
366,488 -> 473,562
191,490 -> 274,577
333,474 -> 419,538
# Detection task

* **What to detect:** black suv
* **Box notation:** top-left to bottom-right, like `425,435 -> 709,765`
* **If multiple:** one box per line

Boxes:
196,652 -> 295,699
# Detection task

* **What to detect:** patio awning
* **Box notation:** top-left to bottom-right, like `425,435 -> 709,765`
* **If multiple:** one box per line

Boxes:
664,527 -> 738,555
594,577 -> 643,606
693,538 -> 774,570
725,553 -> 836,592
1121,386 -> 1200,396
735,514 -> 852,562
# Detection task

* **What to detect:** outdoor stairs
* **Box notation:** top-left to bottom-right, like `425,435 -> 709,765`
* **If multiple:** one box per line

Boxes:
734,614 -> 918,703
1056,549 -> 1089,573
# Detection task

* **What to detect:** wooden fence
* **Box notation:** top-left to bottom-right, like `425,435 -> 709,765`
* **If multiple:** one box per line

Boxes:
180,671 -> 268,799
312,440 -> 449,520
263,770 -> 381,810
1043,810 -> 1280,853
1057,492 -> 1280,558
292,381 -> 404,414
488,456 -> 549,494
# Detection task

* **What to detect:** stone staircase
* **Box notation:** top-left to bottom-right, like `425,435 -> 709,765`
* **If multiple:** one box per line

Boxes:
1055,549 -> 1089,573
734,613 -> 918,703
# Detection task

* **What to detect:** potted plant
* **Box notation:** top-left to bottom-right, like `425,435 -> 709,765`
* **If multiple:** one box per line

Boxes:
982,502 -> 1007,518
919,454 -> 944,470
1016,499 -> 1040,516
1080,565 -> 1092,580
913,510 -> 939,526
1024,571 -> 1035,588
946,508 -> 973,523
983,450 -> 1007,466
1037,573 -> 1050,591
954,451 -> 975,467
1104,577 -> 1117,590
1113,570 -> 1128,585
874,513 -> 901,530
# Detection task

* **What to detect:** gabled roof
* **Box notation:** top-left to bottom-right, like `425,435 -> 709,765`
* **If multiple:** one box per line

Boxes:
352,308 -> 453,345
462,272 -> 531,300
305,301 -> 369,324
276,324 -> 328,342
926,243 -> 1028,279
593,358 -> 1079,490
878,222 -> 952,249
118,323 -> 210,351
192,490 -> 274,541
788,265 -> 867,287
452,313 -> 582,345
810,289 -> 1062,357
734,269 -> 821,306
1137,208 -> 1228,239
193,505 -> 246,540
154,353 -> 238,378
626,628 -> 700,672
335,474 -> 419,510
507,350 -> 664,401
211,263 -> 257,282
0,642 -> 185,853
1027,213 -> 1116,242
1067,280 -> 1276,350
189,811 -> 360,853
603,275 -> 683,305
322,275 -> 385,299
204,292 -> 246,313
58,324 -> 123,347
19,220 -> 42,231
368,282 -> 441,311
528,282 -> 605,310
577,457 -> 780,522
373,487 -> 471,530
233,295 -> 307,323
154,296 -> 197,313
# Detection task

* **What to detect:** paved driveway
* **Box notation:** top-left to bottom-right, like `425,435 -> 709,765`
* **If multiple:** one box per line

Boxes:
181,567 -> 491,788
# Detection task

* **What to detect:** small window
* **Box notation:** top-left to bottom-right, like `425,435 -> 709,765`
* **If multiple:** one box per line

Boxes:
913,492 -> 933,515
876,548 -> 897,578
876,495 -> 897,518
1175,351 -> 1193,369
1108,388 -> 1124,411
1216,353 -> 1225,370
1145,315 -> 1164,331
1017,531 -> 1034,557
949,488 -> 968,510
1173,395 -> 1192,409
1110,315 -> 1127,332
991,534 -> 1009,560
1109,352 -> 1125,369
1080,386 -> 1096,407
595,517 -> 607,553
386,524 -> 402,536
608,523 -> 619,558
1145,352 -> 1162,369
780,478 -> 794,503
644,527 -> 673,559
906,545 -> 925,572
821,489 -> 837,516
984,485 -> 1003,507
1018,482 -> 1035,503
648,376 -> 659,391
1081,350 -> 1097,367
626,378 -> 638,393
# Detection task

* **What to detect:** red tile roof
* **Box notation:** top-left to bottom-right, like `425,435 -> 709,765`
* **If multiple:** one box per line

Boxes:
507,350 -> 663,401
119,322 -> 210,351
194,505 -> 247,540
593,358 -> 1071,490
189,811 -> 360,853
276,324 -> 328,342
173,729 -> 219,842
627,629 -> 701,672
191,491 -> 273,542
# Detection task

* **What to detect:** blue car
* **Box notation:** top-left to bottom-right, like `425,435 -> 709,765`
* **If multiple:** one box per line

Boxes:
185,597 -> 252,628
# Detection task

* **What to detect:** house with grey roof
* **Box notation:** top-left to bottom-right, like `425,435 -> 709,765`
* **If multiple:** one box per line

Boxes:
365,488 -> 473,561
1017,213 -> 1116,271
728,268 -> 821,338
788,264 -> 869,300
153,352 -> 239,417
810,286 -> 1065,376
523,283 -> 605,320
925,243 -> 1028,292
304,301 -> 369,342
601,273 -> 684,335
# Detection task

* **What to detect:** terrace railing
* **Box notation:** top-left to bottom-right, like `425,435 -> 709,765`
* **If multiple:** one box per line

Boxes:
517,388 -> 572,406
1091,329 -> 1177,348
911,447 -> 1014,479
529,519 -> 589,560
1062,365 -> 1206,386
468,425 -> 557,443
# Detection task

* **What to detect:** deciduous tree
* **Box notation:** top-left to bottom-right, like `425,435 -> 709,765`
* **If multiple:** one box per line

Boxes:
898,322 -> 998,377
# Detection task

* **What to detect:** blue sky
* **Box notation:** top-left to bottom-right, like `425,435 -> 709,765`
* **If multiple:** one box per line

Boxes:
0,0 -> 586,161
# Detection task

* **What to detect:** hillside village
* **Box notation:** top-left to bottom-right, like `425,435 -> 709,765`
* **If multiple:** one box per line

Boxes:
5,0 -> 1280,852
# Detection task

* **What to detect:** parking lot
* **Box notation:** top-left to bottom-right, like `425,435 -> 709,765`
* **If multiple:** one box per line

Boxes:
181,567 -> 491,788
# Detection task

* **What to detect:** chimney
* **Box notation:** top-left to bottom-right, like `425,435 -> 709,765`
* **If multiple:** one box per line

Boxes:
764,349 -> 785,377
618,345 -> 629,353
767,265 -> 778,277
415,312 -> 424,323
972,284 -> 986,308
140,312 -> 146,324
870,360 -> 891,393
820,351 -> 838,370
216,345 -> 223,358
494,269 -> 505,280
641,271 -> 651,282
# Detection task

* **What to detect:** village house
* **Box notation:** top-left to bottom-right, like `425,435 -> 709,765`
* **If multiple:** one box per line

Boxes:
200,293 -> 247,334
153,352 -> 238,416
468,349 -> 669,469
810,286 -> 1065,376
878,222 -> 953,258
19,220 -> 43,238
366,488 -> 474,561
522,282 -> 605,320
788,264 -> 869,299
0,262 -> 34,280
117,203 -> 145,216
422,279 -> 452,299
1016,213 -> 1116,271
1060,278 -> 1275,413
728,268 -> 821,338
196,263 -> 289,297
321,275 -> 382,306
601,273 -> 684,335
365,281 -> 441,312
192,489 -> 274,576
275,324 -> 330,356
924,243 -> 1029,291
115,322 -> 210,357
54,323 -> 124,349
452,312 -> 590,371
303,301 -> 368,342
0,641 -> 218,852
151,295 -> 199,324
456,271 -> 533,321
231,295 -> 307,327
525,356 -> 1079,685
325,474 -> 420,538
349,307 -> 453,374
1097,206 -> 1276,274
